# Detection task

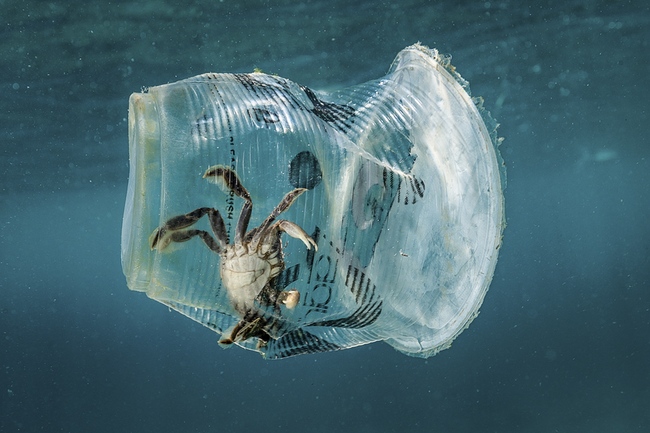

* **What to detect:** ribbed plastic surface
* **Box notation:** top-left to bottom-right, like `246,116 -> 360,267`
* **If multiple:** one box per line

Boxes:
121,44 -> 505,359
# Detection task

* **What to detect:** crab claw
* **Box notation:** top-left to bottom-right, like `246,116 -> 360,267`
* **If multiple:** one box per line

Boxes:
279,289 -> 300,309
277,220 -> 318,251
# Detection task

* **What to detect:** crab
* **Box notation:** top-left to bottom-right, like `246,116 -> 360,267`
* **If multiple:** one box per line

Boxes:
149,165 -> 317,347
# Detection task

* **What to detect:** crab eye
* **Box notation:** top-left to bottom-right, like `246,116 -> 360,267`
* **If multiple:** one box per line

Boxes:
122,43 -> 505,359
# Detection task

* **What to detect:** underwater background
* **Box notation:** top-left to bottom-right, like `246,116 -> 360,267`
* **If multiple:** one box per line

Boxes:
1,0 -> 649,431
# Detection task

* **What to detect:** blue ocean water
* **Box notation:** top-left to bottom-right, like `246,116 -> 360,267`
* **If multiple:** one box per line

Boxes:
1,0 -> 649,432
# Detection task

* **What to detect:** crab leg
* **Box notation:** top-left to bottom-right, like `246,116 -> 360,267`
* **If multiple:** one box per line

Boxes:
203,165 -> 251,201
251,188 -> 308,249
150,207 -> 228,251
164,229 -> 224,253
235,201 -> 252,245
203,165 -> 253,243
